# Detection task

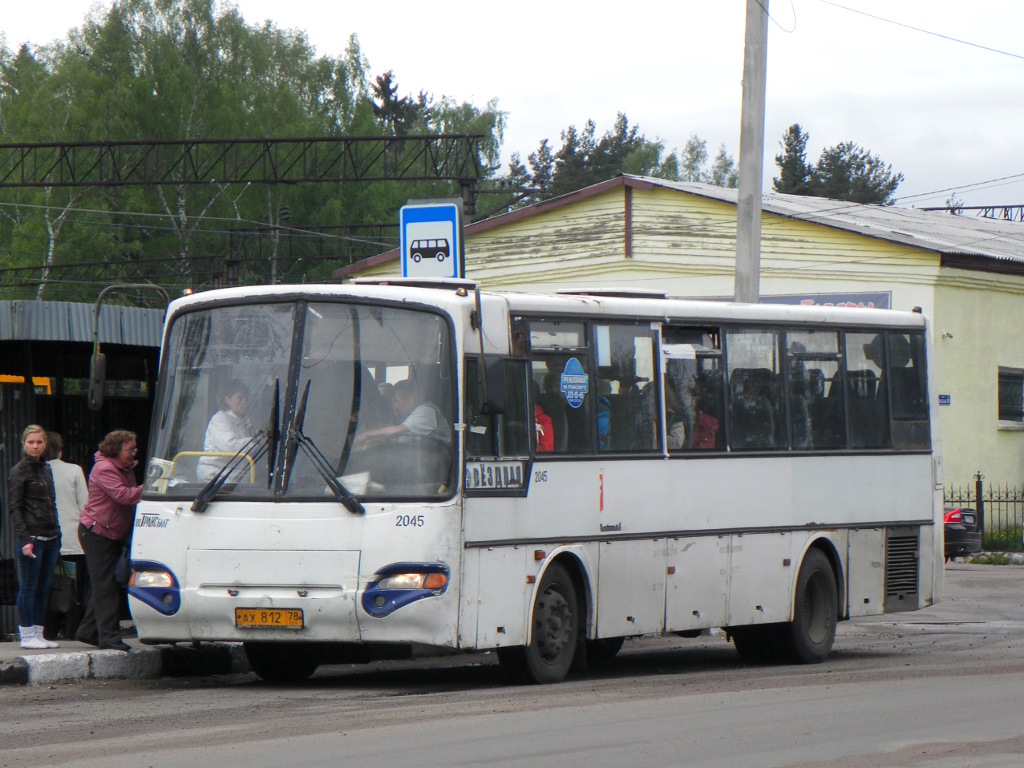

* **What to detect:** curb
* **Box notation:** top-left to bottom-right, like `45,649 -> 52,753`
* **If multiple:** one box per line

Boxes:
0,642 -> 249,686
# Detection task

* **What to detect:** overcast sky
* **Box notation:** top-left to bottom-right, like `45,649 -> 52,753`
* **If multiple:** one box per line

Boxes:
3,0 -> 1023,208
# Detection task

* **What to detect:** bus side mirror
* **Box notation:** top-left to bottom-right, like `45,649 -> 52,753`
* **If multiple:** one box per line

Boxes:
479,355 -> 506,415
88,352 -> 106,411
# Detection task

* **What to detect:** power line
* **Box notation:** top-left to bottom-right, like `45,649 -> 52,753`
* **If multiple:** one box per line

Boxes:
892,172 -> 1024,204
819,1 -> 1024,61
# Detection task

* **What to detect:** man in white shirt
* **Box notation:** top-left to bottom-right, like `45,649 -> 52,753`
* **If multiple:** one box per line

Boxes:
356,379 -> 448,443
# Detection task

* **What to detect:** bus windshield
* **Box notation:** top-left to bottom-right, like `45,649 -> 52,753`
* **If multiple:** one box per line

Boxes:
145,299 -> 456,502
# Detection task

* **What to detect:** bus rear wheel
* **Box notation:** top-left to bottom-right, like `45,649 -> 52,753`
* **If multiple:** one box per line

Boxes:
779,548 -> 838,663
729,549 -> 838,665
729,624 -> 785,664
244,642 -> 320,682
498,563 -> 579,684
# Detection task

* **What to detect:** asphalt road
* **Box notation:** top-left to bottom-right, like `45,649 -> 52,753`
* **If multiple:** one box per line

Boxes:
2,564 -> 1023,768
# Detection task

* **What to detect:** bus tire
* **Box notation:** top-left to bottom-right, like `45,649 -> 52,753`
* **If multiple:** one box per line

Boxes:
498,563 -> 579,684
244,642 -> 320,682
728,624 -> 785,664
780,548 -> 838,664
585,636 -> 625,666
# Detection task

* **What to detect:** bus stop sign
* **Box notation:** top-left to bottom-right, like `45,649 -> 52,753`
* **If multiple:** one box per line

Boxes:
400,200 -> 463,279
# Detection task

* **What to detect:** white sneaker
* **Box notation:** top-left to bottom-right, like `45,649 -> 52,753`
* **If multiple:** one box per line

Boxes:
33,626 -> 59,649
18,626 -> 49,650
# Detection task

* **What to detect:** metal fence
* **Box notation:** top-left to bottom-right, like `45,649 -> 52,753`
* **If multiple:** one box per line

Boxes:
944,473 -> 1024,552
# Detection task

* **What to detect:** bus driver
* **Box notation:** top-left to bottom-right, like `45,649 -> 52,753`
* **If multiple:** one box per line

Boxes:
355,379 -> 449,444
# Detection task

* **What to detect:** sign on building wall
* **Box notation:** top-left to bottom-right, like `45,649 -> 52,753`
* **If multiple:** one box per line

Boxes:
399,200 -> 464,279
760,292 -> 892,310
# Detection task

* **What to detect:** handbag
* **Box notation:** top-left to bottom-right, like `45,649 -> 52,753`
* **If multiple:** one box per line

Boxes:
48,558 -> 77,614
114,539 -> 132,587
0,557 -> 18,605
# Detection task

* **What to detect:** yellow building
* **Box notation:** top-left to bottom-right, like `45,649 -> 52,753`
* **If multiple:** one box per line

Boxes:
334,175 -> 1024,488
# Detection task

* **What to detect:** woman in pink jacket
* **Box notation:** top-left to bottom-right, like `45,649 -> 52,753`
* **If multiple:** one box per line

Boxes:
75,430 -> 143,652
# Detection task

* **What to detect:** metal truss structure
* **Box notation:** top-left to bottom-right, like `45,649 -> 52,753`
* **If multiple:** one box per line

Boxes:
920,205 -> 1024,222
0,135 -> 482,189
0,136 -> 484,296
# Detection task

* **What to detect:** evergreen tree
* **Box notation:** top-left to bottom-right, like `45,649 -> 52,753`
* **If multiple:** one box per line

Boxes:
773,123 -> 903,204
549,120 -> 598,197
370,70 -> 423,135
773,123 -> 813,195
811,141 -> 904,204
528,140 -> 555,193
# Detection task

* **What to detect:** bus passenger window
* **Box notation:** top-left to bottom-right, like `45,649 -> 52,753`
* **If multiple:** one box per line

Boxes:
663,328 -> 723,452
594,324 -> 660,453
726,329 -> 782,451
848,332 -> 891,450
787,330 -> 843,450
886,331 -> 929,450
531,359 -> 578,453
528,319 -> 593,453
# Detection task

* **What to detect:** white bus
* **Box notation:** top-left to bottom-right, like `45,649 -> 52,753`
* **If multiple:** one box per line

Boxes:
128,279 -> 943,683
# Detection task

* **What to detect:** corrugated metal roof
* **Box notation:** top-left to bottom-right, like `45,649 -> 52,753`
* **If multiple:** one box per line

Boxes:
0,300 -> 164,346
628,176 -> 1024,265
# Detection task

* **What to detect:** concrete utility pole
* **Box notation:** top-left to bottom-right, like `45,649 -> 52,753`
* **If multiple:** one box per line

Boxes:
734,0 -> 769,304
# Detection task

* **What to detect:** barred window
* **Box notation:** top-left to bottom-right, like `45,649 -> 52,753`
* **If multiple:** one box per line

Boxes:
998,368 -> 1024,423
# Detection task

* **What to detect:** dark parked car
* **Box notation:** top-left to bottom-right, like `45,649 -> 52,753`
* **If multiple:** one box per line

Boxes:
944,506 -> 982,561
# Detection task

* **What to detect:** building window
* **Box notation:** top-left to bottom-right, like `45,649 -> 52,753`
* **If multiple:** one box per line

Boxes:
998,367 -> 1024,424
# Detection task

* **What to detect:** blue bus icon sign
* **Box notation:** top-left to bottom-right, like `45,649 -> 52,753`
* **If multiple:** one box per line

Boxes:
400,201 -> 462,278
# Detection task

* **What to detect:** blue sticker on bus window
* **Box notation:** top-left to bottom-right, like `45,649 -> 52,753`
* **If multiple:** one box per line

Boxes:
561,357 -> 589,409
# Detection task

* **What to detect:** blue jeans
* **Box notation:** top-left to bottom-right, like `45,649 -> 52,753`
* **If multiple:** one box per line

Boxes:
17,536 -> 61,627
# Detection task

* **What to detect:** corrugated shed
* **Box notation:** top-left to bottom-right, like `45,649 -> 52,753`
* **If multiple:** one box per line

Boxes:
0,300 -> 164,346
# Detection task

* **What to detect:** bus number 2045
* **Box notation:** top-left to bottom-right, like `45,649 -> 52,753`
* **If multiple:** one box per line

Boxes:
396,514 -> 425,527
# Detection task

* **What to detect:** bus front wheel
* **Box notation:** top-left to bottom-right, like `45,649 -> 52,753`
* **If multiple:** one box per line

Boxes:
244,642 -> 320,682
498,563 -> 579,684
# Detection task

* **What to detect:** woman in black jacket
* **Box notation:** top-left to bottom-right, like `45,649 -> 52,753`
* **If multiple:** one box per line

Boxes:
8,424 -> 61,649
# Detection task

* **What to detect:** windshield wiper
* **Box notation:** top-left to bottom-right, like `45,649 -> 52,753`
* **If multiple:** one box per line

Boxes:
281,380 -> 364,515
192,430 -> 268,514
291,429 -> 365,515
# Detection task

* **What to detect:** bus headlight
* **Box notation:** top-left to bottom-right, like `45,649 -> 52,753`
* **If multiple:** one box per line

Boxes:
127,561 -> 182,616
129,570 -> 175,589
376,572 -> 448,591
362,563 -> 449,618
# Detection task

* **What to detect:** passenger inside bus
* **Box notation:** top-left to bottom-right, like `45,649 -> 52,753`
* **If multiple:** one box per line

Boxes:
537,372 -> 568,452
532,381 -> 554,452
597,379 -> 612,449
665,376 -> 688,450
691,369 -> 723,450
729,368 -> 777,450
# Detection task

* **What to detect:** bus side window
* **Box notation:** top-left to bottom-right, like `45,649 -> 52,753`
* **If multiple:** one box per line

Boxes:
532,358 -> 586,453
527,318 -> 593,454
787,330 -> 844,450
847,332 -> 892,450
725,329 -> 783,451
594,324 -> 661,452
663,327 -> 724,452
887,331 -> 929,450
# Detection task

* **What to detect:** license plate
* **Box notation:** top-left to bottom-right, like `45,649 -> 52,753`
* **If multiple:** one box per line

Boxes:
234,608 -> 304,629
962,513 -> 976,526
